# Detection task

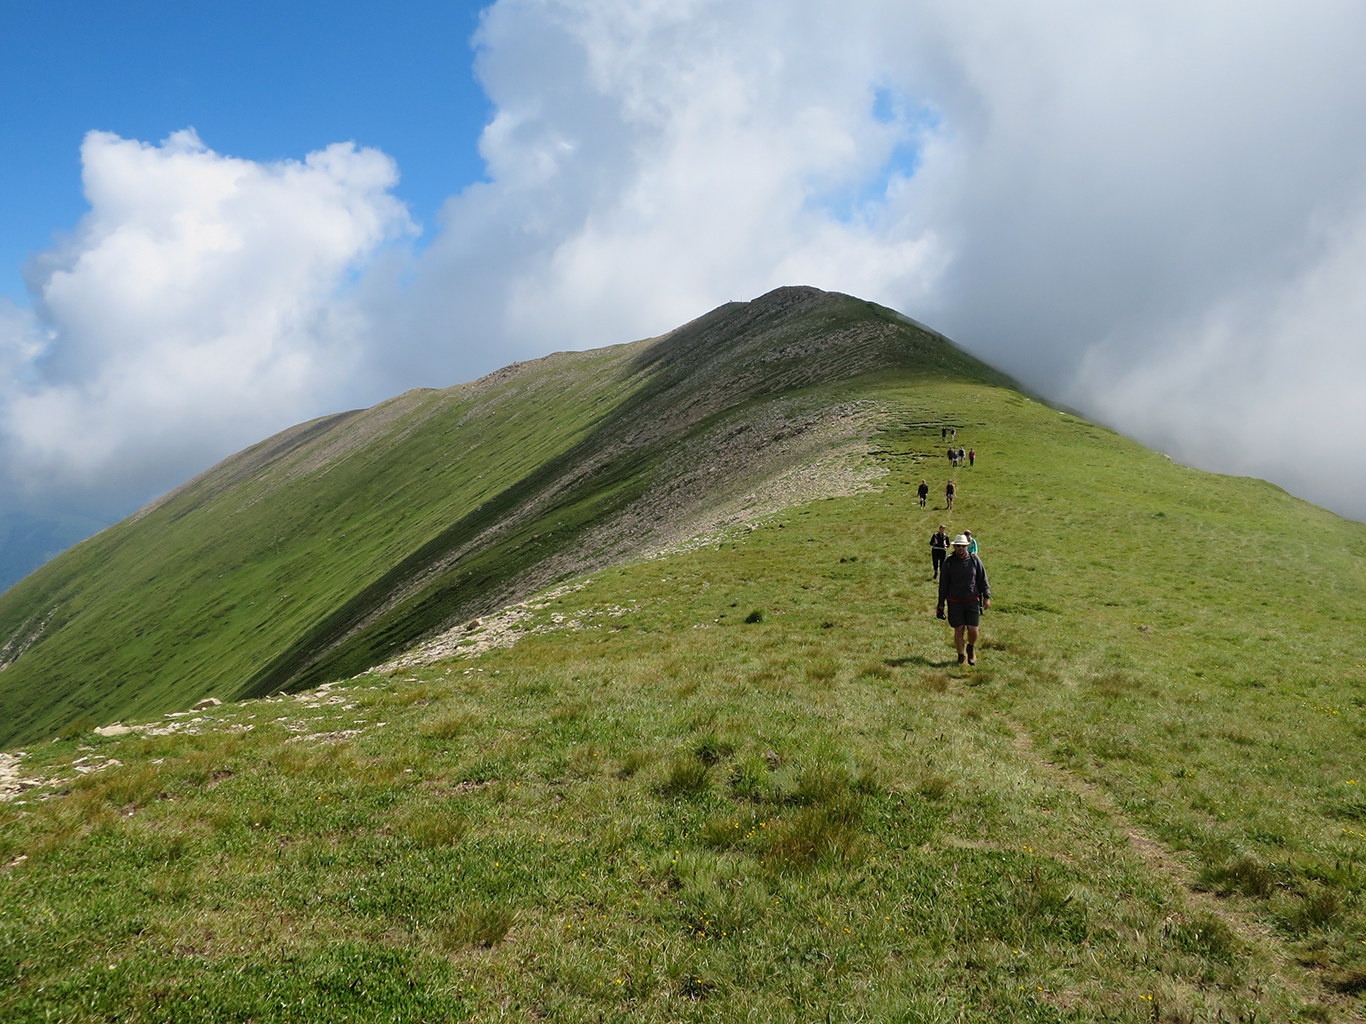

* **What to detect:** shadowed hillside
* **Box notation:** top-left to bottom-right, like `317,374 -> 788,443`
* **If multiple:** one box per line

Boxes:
0,287 -> 1010,747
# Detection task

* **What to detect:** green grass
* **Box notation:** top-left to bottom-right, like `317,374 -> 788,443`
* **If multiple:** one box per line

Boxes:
5,374 -> 1366,1021
0,287 -> 1009,747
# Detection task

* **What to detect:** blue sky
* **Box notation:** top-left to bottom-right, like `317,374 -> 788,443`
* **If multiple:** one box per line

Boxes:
0,0 -> 492,302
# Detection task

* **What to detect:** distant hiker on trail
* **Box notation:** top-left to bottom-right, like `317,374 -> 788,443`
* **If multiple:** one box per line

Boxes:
936,535 -> 990,665
945,479 -> 955,509
917,479 -> 929,508
951,428 -> 957,441
958,447 -> 967,465
942,426 -> 947,439
968,449 -> 976,467
930,525 -> 949,578
964,530 -> 978,555
948,448 -> 957,468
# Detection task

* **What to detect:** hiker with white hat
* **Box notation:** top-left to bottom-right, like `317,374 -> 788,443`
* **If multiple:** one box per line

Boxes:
936,534 -> 990,665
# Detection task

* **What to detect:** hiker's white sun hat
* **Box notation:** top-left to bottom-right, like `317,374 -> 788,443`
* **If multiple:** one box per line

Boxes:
951,534 -> 970,546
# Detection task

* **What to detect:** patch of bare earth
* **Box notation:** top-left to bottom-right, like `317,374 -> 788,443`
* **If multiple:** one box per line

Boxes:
0,611 -> 54,672
0,752 -> 43,802
374,582 -> 594,673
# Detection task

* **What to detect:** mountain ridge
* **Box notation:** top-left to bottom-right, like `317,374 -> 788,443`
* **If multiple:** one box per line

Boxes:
6,288 -> 1366,1019
0,286 -> 1012,747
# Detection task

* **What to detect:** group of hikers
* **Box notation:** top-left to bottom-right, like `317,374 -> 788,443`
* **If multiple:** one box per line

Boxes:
948,447 -> 974,468
916,478 -> 959,510
924,425 -> 990,666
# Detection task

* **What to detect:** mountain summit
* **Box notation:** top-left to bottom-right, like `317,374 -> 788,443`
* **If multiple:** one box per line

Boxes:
0,287 -> 1010,746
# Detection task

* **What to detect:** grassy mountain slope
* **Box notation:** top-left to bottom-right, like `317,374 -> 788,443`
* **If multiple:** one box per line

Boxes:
0,287 -> 1009,749
5,368 -> 1366,1021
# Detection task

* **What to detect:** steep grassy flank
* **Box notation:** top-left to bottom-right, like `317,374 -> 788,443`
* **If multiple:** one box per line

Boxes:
5,376 -> 1366,1022
0,341 -> 645,748
0,287 -> 1009,748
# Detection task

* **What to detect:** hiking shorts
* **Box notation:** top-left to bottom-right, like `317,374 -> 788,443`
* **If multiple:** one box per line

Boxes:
946,601 -> 981,628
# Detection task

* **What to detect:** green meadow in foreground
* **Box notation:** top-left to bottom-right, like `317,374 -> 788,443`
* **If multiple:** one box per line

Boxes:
5,378 -> 1366,1022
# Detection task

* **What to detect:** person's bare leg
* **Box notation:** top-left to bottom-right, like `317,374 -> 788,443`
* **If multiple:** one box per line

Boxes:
954,625 -> 967,663
966,624 -> 979,664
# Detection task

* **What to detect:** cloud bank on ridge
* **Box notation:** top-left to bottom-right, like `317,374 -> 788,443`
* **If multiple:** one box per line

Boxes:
5,0 -> 1366,525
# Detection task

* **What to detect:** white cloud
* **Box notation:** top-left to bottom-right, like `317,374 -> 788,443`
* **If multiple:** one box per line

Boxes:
1076,200 -> 1366,515
378,0 -> 1366,516
376,0 -> 948,385
7,0 -> 1366,526
4,129 -> 411,507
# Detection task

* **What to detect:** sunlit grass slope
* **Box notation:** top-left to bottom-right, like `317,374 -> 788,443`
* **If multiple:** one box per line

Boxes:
5,376 -> 1366,1022
0,287 -> 1010,748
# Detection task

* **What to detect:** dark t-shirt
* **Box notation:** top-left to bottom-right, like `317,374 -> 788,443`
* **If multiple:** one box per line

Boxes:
938,552 -> 990,603
930,530 -> 949,550
917,483 -> 929,498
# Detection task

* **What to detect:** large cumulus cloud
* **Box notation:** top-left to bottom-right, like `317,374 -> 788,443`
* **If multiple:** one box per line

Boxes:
1,129 -> 410,512
371,0 -> 949,393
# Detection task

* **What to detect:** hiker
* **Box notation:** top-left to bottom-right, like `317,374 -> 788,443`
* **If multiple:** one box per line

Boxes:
936,534 -> 990,665
968,448 -> 975,467
930,525 -> 949,578
951,428 -> 956,441
941,426 -> 947,439
964,530 -> 978,555
945,479 -> 955,509
958,446 -> 967,465
947,448 -> 957,468
917,479 -> 929,508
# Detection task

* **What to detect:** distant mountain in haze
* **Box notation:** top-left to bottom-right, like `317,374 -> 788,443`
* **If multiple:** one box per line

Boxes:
0,510 -> 109,593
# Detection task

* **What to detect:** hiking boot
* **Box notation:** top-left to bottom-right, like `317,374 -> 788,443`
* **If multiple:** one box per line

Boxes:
957,652 -> 966,665
967,643 -> 976,666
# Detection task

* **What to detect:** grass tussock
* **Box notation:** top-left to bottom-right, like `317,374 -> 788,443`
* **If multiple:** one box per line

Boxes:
922,671 -> 951,692
917,775 -> 953,800
692,733 -> 734,766
72,763 -> 165,810
438,903 -> 516,949
1197,855 -> 1280,898
657,758 -> 710,798
804,657 -> 840,683
1280,890 -> 1343,934
1167,914 -> 1239,963
419,708 -> 482,739
392,803 -> 467,849
615,747 -> 655,778
763,799 -> 864,870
